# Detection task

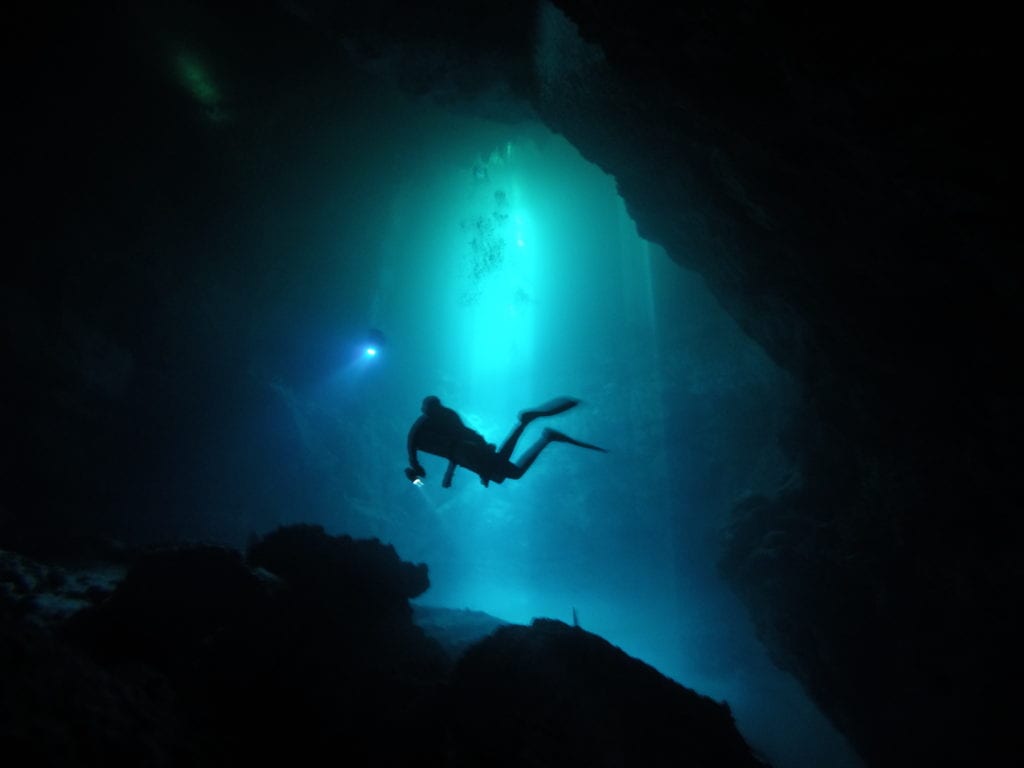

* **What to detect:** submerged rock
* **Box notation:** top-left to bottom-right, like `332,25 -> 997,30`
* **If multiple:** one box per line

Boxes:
449,618 -> 770,768
247,523 -> 430,604
60,526 -> 447,765
4,529 -> 769,766
412,603 -> 509,662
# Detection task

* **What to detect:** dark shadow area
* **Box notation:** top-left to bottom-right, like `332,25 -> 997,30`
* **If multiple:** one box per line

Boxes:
2,527 -> 768,767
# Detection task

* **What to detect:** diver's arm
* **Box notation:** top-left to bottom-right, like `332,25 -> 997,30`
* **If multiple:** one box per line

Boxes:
407,417 -> 426,476
442,460 -> 456,488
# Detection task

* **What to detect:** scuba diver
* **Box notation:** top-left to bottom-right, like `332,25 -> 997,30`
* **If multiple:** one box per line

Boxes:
405,396 -> 607,488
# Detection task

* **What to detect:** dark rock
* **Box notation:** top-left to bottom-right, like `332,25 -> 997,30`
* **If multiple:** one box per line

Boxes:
449,618 -> 769,768
14,528 -> 768,767
0,619 -> 194,767
65,545 -> 269,673
247,523 -> 430,603
412,603 -> 509,664
1,548 -> 127,628
59,529 -> 447,765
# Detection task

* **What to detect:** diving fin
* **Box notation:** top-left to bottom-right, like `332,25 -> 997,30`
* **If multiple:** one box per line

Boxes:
519,396 -> 581,424
543,428 -> 608,453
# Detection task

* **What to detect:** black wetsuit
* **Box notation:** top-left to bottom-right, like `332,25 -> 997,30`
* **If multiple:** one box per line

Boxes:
407,405 -> 497,481
406,396 -> 602,488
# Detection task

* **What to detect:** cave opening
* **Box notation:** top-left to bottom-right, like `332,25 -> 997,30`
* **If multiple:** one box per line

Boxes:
188,72 -> 855,766
3,4 -> 886,766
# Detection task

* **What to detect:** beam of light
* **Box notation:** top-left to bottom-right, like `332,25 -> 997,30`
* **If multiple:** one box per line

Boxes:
456,181 -> 537,397
316,338 -> 386,398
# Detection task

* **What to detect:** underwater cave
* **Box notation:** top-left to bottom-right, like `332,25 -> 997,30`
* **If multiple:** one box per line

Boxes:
4,3 -> 1015,767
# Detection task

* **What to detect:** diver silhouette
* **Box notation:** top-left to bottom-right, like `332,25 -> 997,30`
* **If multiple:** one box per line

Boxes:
405,396 -> 607,488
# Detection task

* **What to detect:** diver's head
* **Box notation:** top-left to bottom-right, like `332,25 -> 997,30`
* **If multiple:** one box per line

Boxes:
422,395 -> 442,415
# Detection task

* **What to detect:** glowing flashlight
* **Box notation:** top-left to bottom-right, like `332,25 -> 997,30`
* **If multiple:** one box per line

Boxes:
361,328 -> 385,360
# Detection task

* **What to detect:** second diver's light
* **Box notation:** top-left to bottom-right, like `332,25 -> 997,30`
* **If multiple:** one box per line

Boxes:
361,328 -> 385,360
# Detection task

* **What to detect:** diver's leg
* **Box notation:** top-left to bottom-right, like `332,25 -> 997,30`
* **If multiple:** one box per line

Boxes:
506,428 -> 607,480
499,397 -> 582,461
499,434 -> 557,481
497,419 -> 530,461
504,435 -> 550,479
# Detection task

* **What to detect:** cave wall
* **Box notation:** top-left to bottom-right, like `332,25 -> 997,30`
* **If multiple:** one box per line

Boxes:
535,5 -> 1019,766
